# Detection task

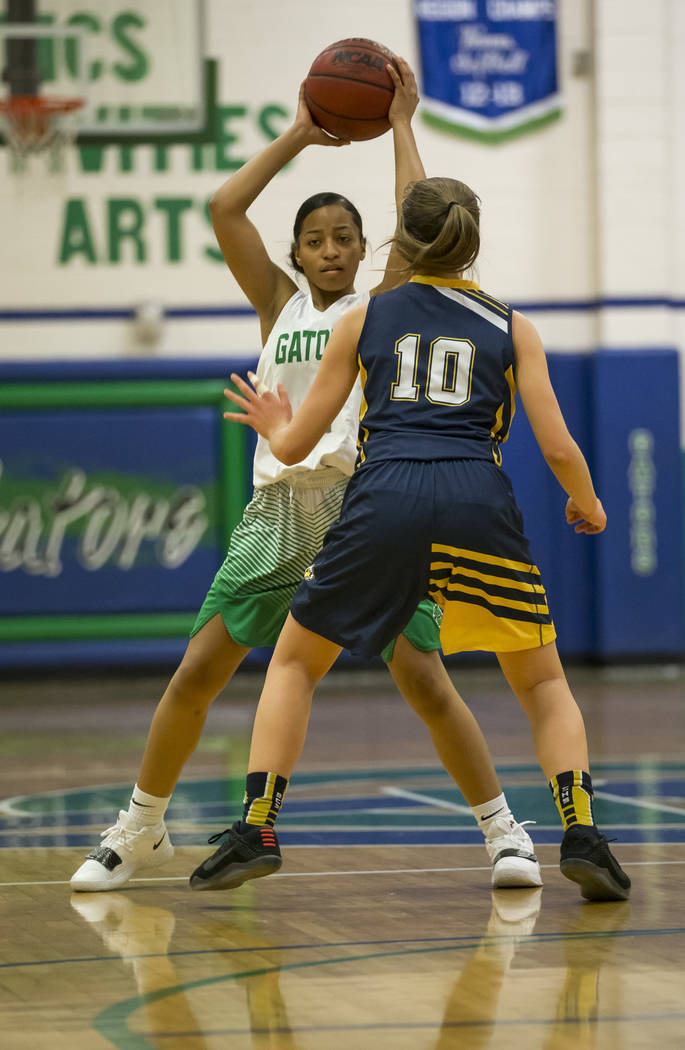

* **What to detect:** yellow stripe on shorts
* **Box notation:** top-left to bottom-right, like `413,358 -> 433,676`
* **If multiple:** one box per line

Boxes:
428,543 -> 556,655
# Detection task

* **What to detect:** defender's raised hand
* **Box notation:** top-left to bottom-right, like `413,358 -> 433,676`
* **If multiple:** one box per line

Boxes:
224,372 -> 293,440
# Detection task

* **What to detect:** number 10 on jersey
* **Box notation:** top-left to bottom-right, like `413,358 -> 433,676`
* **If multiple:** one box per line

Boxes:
391,334 -> 475,407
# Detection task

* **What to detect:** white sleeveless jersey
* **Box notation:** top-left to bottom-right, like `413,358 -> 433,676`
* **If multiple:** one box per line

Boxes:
252,289 -> 367,488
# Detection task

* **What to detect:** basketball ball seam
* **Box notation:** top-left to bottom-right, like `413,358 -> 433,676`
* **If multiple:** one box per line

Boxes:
306,73 -> 394,95
304,105 -> 388,125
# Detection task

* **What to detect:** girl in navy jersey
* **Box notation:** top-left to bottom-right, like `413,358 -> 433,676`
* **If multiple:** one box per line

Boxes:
71,67 -> 539,894
196,176 -> 631,904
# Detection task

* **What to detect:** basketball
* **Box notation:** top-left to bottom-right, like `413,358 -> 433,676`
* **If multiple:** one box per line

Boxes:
304,38 -> 399,141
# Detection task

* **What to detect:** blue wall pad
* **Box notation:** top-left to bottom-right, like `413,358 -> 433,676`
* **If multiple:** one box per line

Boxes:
592,349 -> 684,656
503,354 -> 595,656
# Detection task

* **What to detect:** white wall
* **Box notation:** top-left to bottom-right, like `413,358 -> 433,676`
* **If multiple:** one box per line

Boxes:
0,0 -> 683,388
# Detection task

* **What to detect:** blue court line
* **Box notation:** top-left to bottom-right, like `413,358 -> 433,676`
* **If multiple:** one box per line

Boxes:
7,926 -> 677,971
3,763 -> 682,848
7,760 -> 684,814
3,789 -> 683,827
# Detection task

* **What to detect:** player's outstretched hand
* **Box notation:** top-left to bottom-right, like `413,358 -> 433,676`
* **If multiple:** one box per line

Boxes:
387,56 -> 419,126
294,82 -> 351,147
565,497 -> 607,534
224,372 -> 293,440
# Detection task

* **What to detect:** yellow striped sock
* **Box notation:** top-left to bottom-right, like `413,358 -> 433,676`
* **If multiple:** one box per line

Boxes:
549,770 -> 595,830
243,771 -> 289,827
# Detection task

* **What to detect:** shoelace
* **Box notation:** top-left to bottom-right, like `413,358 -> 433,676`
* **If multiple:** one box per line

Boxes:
488,818 -> 536,841
207,828 -> 232,845
100,821 -> 143,853
507,820 -> 537,846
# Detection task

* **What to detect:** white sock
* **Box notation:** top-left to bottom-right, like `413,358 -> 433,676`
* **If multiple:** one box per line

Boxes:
127,785 -> 170,829
471,793 -> 513,838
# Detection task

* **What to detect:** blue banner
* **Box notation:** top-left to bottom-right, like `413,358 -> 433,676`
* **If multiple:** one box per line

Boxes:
414,0 -> 560,141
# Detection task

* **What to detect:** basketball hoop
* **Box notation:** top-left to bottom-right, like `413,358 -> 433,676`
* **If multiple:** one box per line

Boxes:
0,94 -> 85,171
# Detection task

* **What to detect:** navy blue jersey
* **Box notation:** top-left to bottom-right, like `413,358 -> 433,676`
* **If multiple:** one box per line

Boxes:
355,276 -> 516,467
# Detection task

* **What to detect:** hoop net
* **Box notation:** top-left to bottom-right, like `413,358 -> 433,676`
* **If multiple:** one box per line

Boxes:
0,95 -> 85,171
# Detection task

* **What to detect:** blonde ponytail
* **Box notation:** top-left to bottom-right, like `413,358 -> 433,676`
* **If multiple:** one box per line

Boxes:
392,177 -> 481,277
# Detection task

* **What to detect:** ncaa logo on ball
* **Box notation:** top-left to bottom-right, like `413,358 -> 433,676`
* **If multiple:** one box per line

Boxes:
333,48 -> 385,72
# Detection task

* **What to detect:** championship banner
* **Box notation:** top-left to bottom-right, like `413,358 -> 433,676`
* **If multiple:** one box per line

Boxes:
414,0 -> 561,142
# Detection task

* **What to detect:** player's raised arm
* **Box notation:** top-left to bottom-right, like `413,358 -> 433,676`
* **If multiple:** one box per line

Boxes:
513,312 -> 606,534
225,305 -> 366,464
370,57 -> 425,296
209,84 -> 350,341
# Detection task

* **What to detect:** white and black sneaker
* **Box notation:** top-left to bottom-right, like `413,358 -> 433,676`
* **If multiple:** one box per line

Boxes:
486,816 -> 542,888
70,811 -> 174,892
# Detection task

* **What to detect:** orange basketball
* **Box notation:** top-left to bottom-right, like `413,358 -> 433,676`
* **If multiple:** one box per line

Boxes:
304,38 -> 398,141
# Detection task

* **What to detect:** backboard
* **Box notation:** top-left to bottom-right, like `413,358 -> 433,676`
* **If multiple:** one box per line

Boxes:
0,0 -> 216,147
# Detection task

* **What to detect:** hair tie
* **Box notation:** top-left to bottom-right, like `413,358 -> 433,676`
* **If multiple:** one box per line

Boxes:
446,200 -> 460,214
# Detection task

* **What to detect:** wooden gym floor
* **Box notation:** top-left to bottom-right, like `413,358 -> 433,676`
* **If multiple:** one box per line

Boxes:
1,661 -> 684,1049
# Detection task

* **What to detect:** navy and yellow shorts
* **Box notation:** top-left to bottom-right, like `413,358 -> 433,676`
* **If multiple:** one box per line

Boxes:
191,472 -> 441,660
290,458 -> 556,658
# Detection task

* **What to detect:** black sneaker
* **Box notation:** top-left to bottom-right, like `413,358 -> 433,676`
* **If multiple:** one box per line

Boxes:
560,824 -> 631,901
189,822 -> 282,891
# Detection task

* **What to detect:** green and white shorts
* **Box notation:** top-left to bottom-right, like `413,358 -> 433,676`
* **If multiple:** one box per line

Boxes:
191,470 -> 442,661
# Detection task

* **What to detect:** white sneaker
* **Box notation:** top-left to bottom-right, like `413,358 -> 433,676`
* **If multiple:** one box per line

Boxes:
70,811 -> 174,892
485,816 -> 543,888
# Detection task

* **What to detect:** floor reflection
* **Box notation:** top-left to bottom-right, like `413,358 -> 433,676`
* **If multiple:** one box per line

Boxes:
70,887 -> 634,1049
435,888 -> 542,1048
70,891 -> 301,1047
541,902 -> 631,1050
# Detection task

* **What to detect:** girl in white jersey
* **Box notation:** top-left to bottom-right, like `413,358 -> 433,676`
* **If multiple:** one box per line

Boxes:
71,60 -> 540,894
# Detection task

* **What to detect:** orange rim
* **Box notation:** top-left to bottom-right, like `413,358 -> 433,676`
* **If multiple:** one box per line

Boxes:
0,94 -> 85,116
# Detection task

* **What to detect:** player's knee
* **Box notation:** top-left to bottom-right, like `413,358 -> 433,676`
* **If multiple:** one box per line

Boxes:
272,651 -> 325,693
499,642 -> 564,690
167,655 -> 226,709
391,650 -> 451,715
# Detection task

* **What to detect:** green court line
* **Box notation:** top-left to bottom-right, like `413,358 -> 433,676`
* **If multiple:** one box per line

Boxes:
92,928 -> 685,1050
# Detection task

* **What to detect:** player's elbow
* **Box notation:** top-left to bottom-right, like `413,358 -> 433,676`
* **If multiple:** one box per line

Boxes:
278,447 -> 303,467
208,190 -> 223,216
271,436 -> 309,466
208,189 -> 238,222
541,443 -> 576,469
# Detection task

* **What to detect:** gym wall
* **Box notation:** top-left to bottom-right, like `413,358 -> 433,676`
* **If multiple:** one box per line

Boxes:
1,0 -> 683,666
